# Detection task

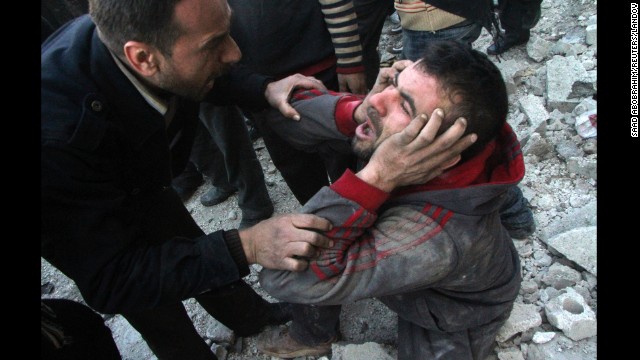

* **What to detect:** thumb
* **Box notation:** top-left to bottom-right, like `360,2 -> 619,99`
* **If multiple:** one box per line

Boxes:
278,103 -> 301,121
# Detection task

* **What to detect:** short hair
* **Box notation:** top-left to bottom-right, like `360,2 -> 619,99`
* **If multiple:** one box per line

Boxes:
415,40 -> 508,161
88,0 -> 183,57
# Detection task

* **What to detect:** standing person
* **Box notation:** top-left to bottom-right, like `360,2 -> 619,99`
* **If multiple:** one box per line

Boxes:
229,0 -> 393,204
41,1 -> 473,358
487,0 -> 543,55
390,0 -> 495,59
257,41 -> 523,359
172,104 -> 275,229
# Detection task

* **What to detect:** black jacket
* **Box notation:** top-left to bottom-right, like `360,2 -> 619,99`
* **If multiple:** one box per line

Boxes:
41,15 -> 250,314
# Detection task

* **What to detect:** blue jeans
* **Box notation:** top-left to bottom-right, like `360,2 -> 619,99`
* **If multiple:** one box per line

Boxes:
402,20 -> 482,61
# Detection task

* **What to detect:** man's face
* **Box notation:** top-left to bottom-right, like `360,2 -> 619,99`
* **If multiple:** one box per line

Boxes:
352,62 -> 444,159
155,0 -> 241,101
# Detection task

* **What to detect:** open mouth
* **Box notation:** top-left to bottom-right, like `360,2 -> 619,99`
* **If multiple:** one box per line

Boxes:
355,117 -> 376,141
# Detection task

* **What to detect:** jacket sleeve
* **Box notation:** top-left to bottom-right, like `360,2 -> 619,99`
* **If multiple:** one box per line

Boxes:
265,89 -> 363,153
259,170 -> 458,305
318,0 -> 365,74
206,64 -> 274,111
41,139 -> 249,314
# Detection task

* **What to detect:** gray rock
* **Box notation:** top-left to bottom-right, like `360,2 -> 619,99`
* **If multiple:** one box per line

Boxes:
585,24 -> 597,46
547,227 -> 597,276
582,272 -> 597,291
545,288 -> 597,341
496,303 -> 542,342
527,334 -> 597,360
521,280 -> 539,294
497,59 -> 526,95
546,56 -> 592,112
526,35 -> 552,62
522,133 -> 554,159
582,138 -> 597,154
211,343 -> 228,360
555,140 -> 584,161
540,201 -> 596,242
205,320 -> 235,344
331,342 -> 394,360
539,287 -> 561,304
566,156 -> 597,180
518,94 -> 549,133
542,263 -> 582,290
532,331 -> 556,344
497,348 -> 525,360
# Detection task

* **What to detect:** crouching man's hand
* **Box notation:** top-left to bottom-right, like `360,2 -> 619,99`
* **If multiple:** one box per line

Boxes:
239,214 -> 333,271
357,109 -> 477,192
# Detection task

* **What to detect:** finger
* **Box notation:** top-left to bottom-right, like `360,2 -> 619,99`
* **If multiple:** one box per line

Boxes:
427,117 -> 468,150
277,102 -> 301,121
392,60 -> 412,72
291,214 -> 333,232
394,113 -> 429,146
415,108 -> 445,144
280,257 -> 309,272
287,241 -> 318,258
296,76 -> 327,92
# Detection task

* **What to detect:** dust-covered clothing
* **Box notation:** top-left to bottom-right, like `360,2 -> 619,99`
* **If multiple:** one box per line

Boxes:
260,90 -> 523,359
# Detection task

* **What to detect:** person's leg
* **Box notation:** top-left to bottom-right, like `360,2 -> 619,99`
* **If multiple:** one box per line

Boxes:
257,304 -> 341,358
251,109 -> 331,205
188,117 -> 238,207
353,0 -> 396,89
499,185 -> 536,239
122,302 -> 217,360
393,300 -> 511,360
195,280 -> 292,337
171,160 -> 205,202
402,20 -> 482,61
41,299 -> 121,360
488,0 -> 542,55
199,104 -> 274,226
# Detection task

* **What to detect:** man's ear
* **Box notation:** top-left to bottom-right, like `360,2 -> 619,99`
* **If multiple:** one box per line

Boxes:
123,41 -> 160,77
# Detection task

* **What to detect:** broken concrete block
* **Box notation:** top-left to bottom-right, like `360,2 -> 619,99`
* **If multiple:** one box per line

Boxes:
546,56 -> 593,113
497,348 -> 525,360
547,226 -> 597,276
331,342 -> 394,360
544,288 -> 597,341
585,24 -> 597,46
526,35 -> 552,62
566,156 -> 597,180
542,263 -> 582,290
522,133 -> 554,159
518,94 -> 549,134
496,303 -> 542,342
527,333 -> 597,360
532,331 -> 556,344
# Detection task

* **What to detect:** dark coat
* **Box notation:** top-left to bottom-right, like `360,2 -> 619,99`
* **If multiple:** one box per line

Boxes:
41,15 -> 247,314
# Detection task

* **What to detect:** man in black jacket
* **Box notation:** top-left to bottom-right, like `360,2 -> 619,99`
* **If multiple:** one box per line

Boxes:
41,0 -> 474,358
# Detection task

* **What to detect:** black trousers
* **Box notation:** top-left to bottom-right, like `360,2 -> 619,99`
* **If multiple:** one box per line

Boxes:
173,104 -> 273,219
42,299 -> 121,360
122,280 -> 273,360
498,0 -> 543,34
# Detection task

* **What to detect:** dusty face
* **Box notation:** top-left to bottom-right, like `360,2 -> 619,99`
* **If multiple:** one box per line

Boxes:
155,0 -> 241,101
352,61 -> 445,159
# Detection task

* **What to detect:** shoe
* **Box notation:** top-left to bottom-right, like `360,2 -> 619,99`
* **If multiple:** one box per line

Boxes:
386,41 -> 403,54
257,327 -> 336,358
387,24 -> 402,35
389,11 -> 400,25
200,187 -> 236,206
486,31 -> 530,55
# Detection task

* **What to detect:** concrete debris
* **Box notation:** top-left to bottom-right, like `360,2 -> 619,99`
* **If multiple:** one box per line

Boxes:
547,226 -> 597,276
545,288 -> 597,341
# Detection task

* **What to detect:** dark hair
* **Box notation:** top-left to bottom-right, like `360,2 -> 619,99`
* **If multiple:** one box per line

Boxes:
415,40 -> 508,161
88,0 -> 183,57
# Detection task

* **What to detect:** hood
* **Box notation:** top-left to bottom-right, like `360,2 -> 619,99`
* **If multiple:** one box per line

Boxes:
389,123 -> 525,216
